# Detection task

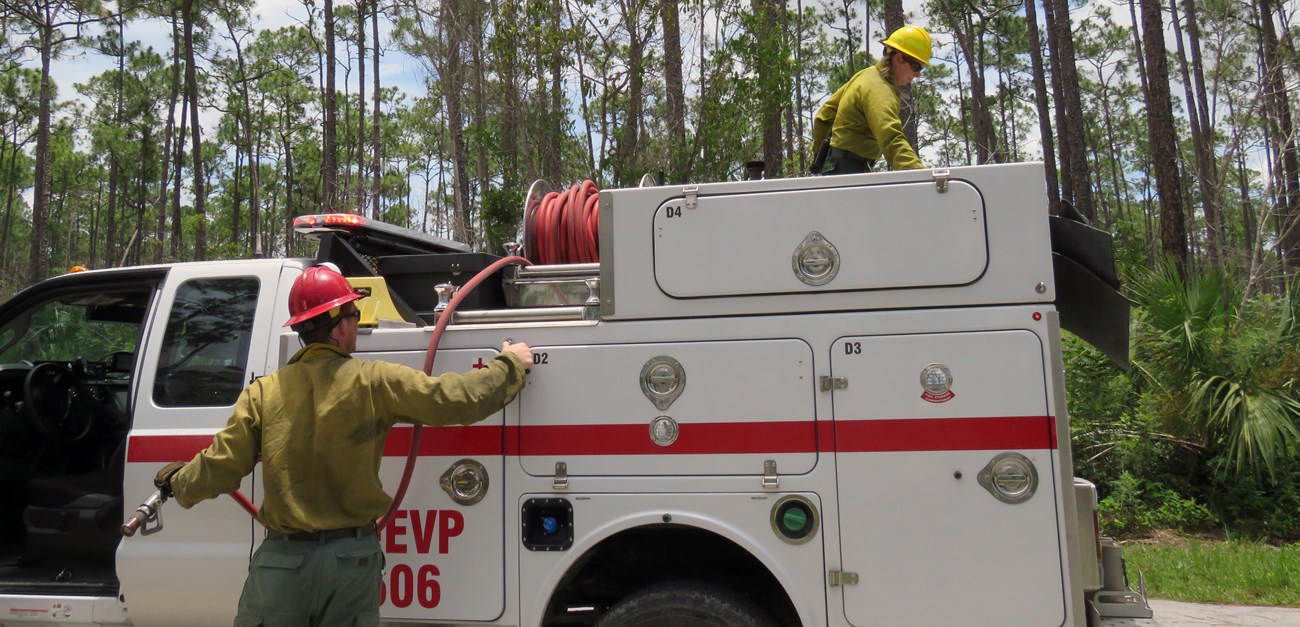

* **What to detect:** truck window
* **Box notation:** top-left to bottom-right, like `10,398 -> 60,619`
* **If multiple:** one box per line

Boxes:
0,294 -> 144,364
0,289 -> 148,437
152,278 -> 259,407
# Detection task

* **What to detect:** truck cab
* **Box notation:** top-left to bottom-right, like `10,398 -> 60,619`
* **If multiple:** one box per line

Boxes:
0,261 -> 293,623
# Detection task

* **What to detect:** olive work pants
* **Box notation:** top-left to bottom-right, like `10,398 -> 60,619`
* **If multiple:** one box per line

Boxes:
234,529 -> 383,627
821,147 -> 875,175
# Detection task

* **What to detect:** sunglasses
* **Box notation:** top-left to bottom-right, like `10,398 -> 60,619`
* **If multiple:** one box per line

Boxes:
337,309 -> 362,322
905,57 -> 924,73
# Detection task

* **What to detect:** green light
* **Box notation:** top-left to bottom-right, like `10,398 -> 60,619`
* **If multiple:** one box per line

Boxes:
782,507 -> 808,532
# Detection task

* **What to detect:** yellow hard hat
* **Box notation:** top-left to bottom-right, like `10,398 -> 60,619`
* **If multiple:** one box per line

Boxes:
881,25 -> 932,66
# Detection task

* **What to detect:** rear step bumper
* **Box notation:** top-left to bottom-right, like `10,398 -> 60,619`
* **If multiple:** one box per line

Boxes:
0,594 -> 128,625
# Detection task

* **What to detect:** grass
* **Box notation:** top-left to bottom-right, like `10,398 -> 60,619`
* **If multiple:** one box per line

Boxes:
1120,535 -> 1300,606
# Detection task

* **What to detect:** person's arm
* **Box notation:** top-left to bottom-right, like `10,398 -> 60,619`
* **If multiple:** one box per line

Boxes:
377,346 -> 529,427
810,78 -> 850,155
167,388 -> 263,508
865,82 -> 924,170
810,102 -> 835,156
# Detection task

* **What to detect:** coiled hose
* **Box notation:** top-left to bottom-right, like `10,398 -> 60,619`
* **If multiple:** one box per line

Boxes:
526,180 -> 600,264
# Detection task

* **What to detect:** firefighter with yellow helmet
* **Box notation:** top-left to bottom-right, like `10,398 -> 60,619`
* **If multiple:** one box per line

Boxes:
811,25 -> 932,174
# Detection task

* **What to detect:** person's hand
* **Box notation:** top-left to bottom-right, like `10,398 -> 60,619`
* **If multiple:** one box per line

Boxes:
154,461 -> 186,497
502,340 -> 533,372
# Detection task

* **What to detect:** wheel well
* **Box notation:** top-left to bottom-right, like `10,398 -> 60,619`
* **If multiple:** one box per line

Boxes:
541,523 -> 800,626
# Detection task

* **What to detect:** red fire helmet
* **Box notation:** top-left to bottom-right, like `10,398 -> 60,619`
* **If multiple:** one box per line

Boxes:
284,265 -> 365,327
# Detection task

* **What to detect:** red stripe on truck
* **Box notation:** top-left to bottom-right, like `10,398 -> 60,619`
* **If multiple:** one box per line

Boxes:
511,421 -> 818,456
129,416 -> 1055,462
383,424 -> 505,456
127,434 -> 219,462
834,415 -> 1058,452
126,427 -> 508,462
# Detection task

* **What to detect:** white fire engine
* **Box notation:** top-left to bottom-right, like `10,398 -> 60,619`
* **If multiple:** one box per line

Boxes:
0,162 -> 1155,626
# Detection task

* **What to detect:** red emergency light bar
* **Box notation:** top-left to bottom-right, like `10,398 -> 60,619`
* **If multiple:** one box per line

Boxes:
291,212 -> 471,254
293,213 -> 367,233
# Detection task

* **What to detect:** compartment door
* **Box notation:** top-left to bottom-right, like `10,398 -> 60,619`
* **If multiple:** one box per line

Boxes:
366,348 -> 508,622
519,340 -> 817,477
831,331 -> 1066,627
120,263 -> 285,626
654,180 -> 987,298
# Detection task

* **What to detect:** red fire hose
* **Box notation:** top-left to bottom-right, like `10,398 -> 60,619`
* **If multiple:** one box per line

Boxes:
527,180 -> 600,265
378,254 -> 530,528
218,255 -> 532,529
229,490 -> 258,517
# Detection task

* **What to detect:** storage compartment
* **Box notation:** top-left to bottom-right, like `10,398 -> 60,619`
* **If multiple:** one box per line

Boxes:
376,253 -> 506,319
518,339 -> 818,478
831,329 -> 1065,627
651,179 -> 988,298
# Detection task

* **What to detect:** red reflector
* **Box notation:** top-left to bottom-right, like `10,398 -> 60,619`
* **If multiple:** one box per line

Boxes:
1032,312 -> 1042,321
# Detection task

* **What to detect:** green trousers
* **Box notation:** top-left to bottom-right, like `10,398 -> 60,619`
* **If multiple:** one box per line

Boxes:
234,531 -> 383,626
821,147 -> 875,175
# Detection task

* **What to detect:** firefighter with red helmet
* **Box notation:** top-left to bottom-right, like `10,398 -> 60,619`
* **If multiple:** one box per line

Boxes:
153,264 -> 532,625
810,25 -> 932,174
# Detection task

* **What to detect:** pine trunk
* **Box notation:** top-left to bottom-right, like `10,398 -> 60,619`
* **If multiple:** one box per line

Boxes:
182,0 -> 206,259
29,23 -> 53,284
1169,0 -> 1222,268
662,2 -> 687,183
442,0 -> 472,244
754,0 -> 783,177
1258,0 -> 1300,273
1024,0 -> 1061,215
323,0 -> 338,212
357,0 -> 367,215
1139,0 -> 1190,272
172,89 -> 188,258
155,10 -> 182,264
371,0 -> 381,219
614,0 -> 646,187
1048,0 -> 1095,221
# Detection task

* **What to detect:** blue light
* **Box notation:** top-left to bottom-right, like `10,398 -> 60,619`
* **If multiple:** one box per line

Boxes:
542,516 -> 559,534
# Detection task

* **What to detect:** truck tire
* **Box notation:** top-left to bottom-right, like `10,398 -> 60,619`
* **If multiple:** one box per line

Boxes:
594,580 -> 779,627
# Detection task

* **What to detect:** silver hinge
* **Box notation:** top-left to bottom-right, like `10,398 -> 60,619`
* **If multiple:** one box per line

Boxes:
828,570 -> 859,587
762,459 -> 780,489
683,186 -> 699,210
553,461 -> 569,491
933,169 -> 950,193
820,376 -> 848,392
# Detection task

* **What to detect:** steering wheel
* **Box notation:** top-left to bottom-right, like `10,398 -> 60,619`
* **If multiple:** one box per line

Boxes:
23,362 -> 97,443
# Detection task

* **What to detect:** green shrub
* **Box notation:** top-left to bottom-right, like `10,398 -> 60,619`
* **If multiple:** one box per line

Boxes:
1068,269 -> 1300,543
1099,472 -> 1218,537
1207,455 -> 1300,541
